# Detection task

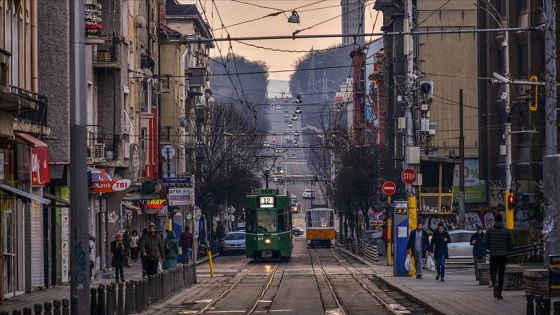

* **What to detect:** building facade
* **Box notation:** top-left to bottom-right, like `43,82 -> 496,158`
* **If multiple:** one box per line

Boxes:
341,0 -> 366,46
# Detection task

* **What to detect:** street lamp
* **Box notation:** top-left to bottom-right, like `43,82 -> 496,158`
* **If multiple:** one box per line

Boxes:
479,0 -> 514,229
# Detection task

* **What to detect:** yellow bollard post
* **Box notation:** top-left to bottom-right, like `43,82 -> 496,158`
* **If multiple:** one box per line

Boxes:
408,196 -> 417,276
168,217 -> 173,232
207,246 -> 214,278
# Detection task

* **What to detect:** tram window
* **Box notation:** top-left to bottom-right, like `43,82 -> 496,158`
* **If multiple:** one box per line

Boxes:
258,211 -> 277,232
245,208 -> 255,232
277,211 -> 284,231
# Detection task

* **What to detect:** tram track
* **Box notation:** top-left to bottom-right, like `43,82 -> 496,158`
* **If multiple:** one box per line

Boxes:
192,262 -> 281,315
311,247 -> 431,315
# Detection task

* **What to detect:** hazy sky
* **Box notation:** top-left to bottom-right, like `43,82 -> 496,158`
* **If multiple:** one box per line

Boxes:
181,0 -> 382,96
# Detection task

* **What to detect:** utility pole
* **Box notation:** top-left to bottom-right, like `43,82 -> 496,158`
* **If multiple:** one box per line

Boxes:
404,0 -> 415,178
544,0 -> 557,154
69,0 -> 90,311
502,21 -> 514,230
543,0 -> 558,268
458,89 -> 466,228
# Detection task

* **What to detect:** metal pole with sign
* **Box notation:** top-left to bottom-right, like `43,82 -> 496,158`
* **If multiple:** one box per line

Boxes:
393,200 -> 409,276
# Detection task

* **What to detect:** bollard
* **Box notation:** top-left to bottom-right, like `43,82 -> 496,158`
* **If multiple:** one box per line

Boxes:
118,282 -> 124,315
535,295 -> 543,315
62,298 -> 70,315
71,296 -> 79,315
54,300 -> 62,315
134,280 -> 143,313
91,287 -> 98,315
23,309 -> 32,315
44,302 -> 52,315
34,303 -> 43,315
147,276 -> 153,307
125,280 -> 133,315
553,300 -> 560,315
112,282 -> 117,313
526,293 -> 535,315
97,285 -> 106,315
13,311 -> 22,315
193,262 -> 197,284
543,297 -> 551,315
106,283 -> 115,315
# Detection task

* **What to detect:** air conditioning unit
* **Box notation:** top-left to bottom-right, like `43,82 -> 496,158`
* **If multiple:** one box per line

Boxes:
92,143 -> 106,160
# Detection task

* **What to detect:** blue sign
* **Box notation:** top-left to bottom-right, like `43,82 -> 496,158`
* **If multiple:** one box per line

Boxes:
162,177 -> 192,185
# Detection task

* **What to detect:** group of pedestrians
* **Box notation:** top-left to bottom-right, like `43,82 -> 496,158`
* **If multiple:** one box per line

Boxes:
406,214 -> 513,300
109,224 -> 194,283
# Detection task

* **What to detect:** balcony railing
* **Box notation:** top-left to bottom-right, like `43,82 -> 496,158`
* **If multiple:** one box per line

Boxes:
93,36 -> 121,69
10,86 -> 48,126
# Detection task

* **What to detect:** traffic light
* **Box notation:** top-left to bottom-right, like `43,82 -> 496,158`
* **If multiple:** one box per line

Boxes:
507,191 -> 516,210
528,75 -> 538,111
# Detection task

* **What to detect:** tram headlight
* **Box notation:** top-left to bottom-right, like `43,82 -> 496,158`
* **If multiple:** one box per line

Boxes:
264,238 -> 271,244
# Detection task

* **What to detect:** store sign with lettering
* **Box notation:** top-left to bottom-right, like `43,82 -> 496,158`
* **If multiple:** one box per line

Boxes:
90,179 -> 131,193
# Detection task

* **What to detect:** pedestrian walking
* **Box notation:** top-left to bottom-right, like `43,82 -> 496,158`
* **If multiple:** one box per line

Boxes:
430,223 -> 451,282
163,230 -> 179,270
89,233 -> 96,281
483,213 -> 514,300
470,225 -> 487,281
139,228 -> 148,278
110,232 -> 127,283
140,223 -> 165,276
406,222 -> 430,279
130,230 -> 139,263
179,226 -> 194,264
123,229 -> 131,267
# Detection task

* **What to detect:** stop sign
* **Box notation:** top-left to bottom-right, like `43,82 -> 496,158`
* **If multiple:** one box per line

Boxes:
382,181 -> 396,195
401,168 -> 417,185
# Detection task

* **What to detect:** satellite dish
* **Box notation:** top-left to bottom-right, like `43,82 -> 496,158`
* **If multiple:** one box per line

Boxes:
134,16 -> 147,29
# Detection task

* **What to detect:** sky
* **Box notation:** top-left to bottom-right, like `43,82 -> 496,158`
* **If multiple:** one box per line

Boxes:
180,0 -> 383,97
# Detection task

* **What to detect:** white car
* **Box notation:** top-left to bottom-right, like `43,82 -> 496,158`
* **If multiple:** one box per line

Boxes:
219,232 -> 246,255
302,189 -> 314,199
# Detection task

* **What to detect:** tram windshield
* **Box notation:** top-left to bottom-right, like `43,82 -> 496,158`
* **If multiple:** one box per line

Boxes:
257,210 -> 277,233
306,209 -> 334,228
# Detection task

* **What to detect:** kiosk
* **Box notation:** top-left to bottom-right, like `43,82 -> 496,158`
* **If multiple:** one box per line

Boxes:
393,200 -> 409,276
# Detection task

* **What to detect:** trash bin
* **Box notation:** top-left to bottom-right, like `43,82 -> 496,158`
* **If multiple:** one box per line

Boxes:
548,254 -> 560,298
211,241 -> 218,253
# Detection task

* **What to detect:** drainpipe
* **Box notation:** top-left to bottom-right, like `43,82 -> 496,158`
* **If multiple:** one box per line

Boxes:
31,0 -> 38,92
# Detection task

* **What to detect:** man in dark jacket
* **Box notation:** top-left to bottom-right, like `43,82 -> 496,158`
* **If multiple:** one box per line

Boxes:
140,223 -> 165,276
470,225 -> 487,281
483,213 -> 514,300
429,223 -> 451,282
406,222 -> 430,279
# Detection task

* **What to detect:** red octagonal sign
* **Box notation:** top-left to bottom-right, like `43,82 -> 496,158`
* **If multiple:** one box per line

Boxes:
382,181 -> 396,196
401,168 -> 417,185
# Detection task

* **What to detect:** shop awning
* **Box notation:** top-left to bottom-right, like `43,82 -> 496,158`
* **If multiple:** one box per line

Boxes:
0,184 -> 50,204
15,132 -> 50,186
43,191 -> 71,206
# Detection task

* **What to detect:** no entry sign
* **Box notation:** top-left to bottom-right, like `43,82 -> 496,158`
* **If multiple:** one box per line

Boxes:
382,181 -> 396,195
401,168 -> 417,185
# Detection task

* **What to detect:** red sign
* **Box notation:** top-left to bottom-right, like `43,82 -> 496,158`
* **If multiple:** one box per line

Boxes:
90,179 -> 131,193
401,168 -> 417,185
31,147 -> 50,187
382,181 -> 396,195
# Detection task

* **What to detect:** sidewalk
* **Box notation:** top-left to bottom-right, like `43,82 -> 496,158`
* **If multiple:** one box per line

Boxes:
0,260 -> 145,313
364,254 -> 529,315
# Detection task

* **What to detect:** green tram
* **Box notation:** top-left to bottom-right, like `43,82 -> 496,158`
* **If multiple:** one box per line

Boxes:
245,189 -> 293,260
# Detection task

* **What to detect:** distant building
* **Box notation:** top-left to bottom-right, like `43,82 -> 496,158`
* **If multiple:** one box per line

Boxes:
341,0 -> 366,46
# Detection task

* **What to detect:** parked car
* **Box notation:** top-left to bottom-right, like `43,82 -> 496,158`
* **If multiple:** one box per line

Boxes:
219,231 -> 246,256
295,106 -> 301,114
429,229 -> 478,263
276,105 -> 281,110
294,131 -> 299,136
302,189 -> 314,199
292,227 -> 304,236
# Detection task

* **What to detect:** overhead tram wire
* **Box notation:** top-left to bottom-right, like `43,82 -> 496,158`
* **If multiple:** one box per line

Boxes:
207,0 -> 260,125
197,0 -> 258,129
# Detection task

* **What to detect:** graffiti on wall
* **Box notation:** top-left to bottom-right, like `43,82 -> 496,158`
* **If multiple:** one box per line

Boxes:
488,180 -> 523,208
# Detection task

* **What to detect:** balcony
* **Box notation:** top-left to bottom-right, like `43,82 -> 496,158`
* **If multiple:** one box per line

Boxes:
189,67 -> 210,86
93,36 -> 122,69
0,85 -> 41,113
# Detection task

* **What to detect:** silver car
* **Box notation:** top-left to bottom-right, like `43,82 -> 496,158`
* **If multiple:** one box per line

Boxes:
446,229 -> 478,263
219,232 -> 246,256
